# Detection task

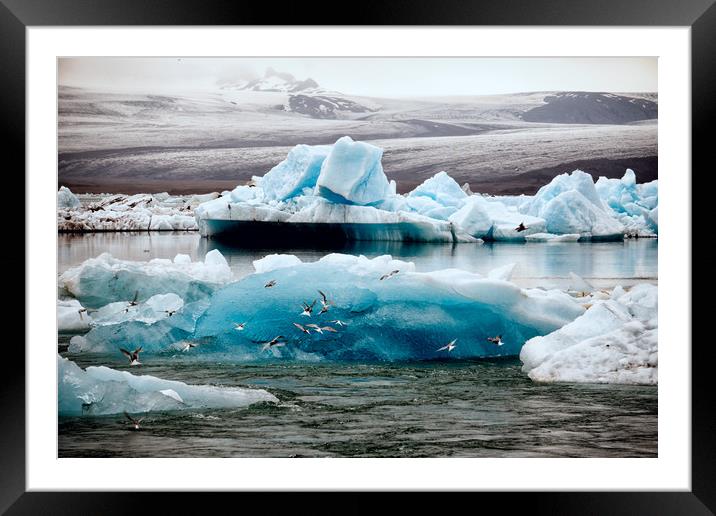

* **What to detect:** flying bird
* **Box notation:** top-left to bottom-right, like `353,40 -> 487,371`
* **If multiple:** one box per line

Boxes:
261,335 -> 286,352
328,320 -> 348,327
264,279 -> 277,288
181,342 -> 197,352
306,323 -> 323,334
293,322 -> 311,334
124,411 -> 144,430
380,270 -> 400,281
319,326 -> 338,333
436,339 -> 457,352
300,300 -> 317,317
125,291 -> 140,312
234,322 -> 246,331
515,222 -> 528,232
164,309 -> 178,317
77,307 -> 87,319
487,335 -> 504,346
120,346 -> 143,365
318,290 -> 331,314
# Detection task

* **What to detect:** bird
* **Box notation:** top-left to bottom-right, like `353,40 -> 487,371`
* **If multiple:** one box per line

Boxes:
487,335 -> 504,346
318,290 -> 331,314
515,222 -> 528,232
319,326 -> 338,333
261,335 -> 286,351
120,346 -> 143,365
234,322 -> 246,331
164,309 -> 178,317
124,411 -> 144,430
77,307 -> 87,319
264,279 -> 276,288
300,300 -> 317,317
436,339 -> 457,352
293,322 -> 311,334
181,342 -> 197,352
329,320 -> 348,327
380,270 -> 400,281
125,291 -> 140,312
306,323 -> 323,334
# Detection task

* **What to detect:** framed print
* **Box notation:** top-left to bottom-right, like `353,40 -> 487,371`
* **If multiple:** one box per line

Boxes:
2,0 -> 709,512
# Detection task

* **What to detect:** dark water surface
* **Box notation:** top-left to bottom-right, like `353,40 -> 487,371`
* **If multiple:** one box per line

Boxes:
59,353 -> 657,458
58,233 -> 657,457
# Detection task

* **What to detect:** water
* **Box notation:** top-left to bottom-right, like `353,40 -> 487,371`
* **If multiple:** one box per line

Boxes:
57,233 -> 658,457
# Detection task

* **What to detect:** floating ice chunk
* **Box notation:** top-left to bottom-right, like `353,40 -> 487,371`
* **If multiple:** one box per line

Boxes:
58,299 -> 92,333
191,254 -> 583,362
261,144 -> 332,201
58,355 -> 277,416
68,335 -> 88,353
59,250 -> 232,308
408,171 -> 467,207
315,136 -> 391,205
58,186 -> 81,209
524,233 -> 580,242
520,283 -> 657,385
253,254 -> 303,274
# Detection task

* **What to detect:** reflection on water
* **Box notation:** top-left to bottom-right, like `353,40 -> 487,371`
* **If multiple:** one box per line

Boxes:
58,232 -> 657,288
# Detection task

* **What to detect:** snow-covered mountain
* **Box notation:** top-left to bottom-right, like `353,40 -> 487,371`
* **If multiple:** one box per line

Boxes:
218,67 -> 321,94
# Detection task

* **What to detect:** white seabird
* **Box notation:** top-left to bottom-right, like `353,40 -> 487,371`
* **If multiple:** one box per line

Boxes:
436,339 -> 457,352
119,346 -> 143,366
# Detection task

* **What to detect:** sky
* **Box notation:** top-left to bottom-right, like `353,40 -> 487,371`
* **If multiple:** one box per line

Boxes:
59,57 -> 657,97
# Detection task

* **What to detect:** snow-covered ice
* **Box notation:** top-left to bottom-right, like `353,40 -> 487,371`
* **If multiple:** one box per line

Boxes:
520,283 -> 657,385
58,354 -> 277,416
193,137 -> 657,242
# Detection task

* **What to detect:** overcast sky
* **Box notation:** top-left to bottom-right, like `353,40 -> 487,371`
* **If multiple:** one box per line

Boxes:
59,57 -> 657,97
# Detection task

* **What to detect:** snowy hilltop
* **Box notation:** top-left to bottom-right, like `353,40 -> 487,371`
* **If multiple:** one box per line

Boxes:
195,136 -> 658,242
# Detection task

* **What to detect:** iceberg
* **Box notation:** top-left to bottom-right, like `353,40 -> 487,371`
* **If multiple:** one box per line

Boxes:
58,299 -> 92,333
520,283 -> 657,385
58,354 -> 277,416
58,186 -> 81,209
59,250 -> 232,308
595,170 -> 659,236
260,144 -> 331,201
187,137 -> 655,243
315,136 -> 391,205
70,254 -> 583,361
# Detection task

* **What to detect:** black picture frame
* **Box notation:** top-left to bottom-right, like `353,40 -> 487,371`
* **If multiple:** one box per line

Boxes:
2,0 -> 707,513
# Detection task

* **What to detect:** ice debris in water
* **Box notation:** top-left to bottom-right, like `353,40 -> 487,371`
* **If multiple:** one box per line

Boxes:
73,253 -> 584,361
57,192 -> 213,231
520,283 -> 657,385
194,137 -> 657,242
58,354 -> 277,416
58,250 -> 232,308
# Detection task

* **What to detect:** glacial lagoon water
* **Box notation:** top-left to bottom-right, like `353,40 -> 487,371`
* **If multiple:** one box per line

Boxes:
58,233 -> 657,457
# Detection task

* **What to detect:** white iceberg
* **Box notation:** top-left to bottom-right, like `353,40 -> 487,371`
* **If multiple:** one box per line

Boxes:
520,283 -> 657,385
260,144 -> 331,201
57,299 -> 92,333
58,354 -> 277,416
315,136 -> 391,205
57,186 -> 81,209
58,250 -> 232,308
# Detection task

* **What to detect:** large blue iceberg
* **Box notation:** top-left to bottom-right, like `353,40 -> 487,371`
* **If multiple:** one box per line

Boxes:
195,137 -> 658,242
71,253 -> 585,362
